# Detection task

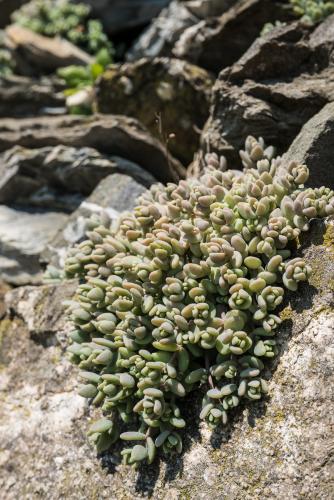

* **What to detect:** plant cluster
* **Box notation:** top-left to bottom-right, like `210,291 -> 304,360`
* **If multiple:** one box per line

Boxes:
64,136 -> 334,466
290,0 -> 334,24
12,0 -> 113,58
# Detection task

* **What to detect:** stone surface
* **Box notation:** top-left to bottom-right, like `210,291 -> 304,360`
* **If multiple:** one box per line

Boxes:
0,74 -> 66,117
127,1 -> 199,61
96,58 -> 214,164
0,218 -> 333,498
0,145 -> 155,212
0,205 -> 68,285
4,24 -> 92,76
201,17 -> 334,165
282,102 -> 334,189
0,114 -> 185,183
41,172 -> 150,268
173,0 -> 289,73
185,0 -> 236,18
77,0 -> 171,35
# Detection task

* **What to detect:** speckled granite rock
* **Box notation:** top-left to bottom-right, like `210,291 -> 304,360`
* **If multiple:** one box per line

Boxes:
0,218 -> 333,499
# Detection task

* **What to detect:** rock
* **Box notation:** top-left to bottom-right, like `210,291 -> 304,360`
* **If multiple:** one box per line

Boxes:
41,172 -> 151,268
0,205 -> 68,285
0,145 -> 155,212
201,18 -> 334,165
76,0 -> 171,35
0,114 -> 185,183
127,1 -> 199,61
0,0 -> 27,29
5,280 -> 78,343
96,58 -> 214,164
282,102 -> 334,189
0,217 -> 333,498
4,24 -> 92,76
173,0 -> 289,73
185,0 -> 237,18
0,74 -> 66,117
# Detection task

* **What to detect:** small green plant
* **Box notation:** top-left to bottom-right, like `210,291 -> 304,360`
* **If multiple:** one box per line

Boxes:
12,0 -> 114,58
261,21 -> 286,37
64,136 -> 334,466
290,0 -> 334,23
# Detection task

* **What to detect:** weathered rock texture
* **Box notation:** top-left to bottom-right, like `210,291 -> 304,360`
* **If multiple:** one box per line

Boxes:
0,114 -> 185,183
283,101 -> 334,189
95,58 -> 214,164
41,172 -> 151,268
0,75 -> 66,117
127,0 -> 199,61
201,17 -> 334,164
0,218 -> 333,498
0,145 -> 155,211
4,24 -> 92,76
77,0 -> 171,35
173,0 -> 289,73
0,205 -> 68,285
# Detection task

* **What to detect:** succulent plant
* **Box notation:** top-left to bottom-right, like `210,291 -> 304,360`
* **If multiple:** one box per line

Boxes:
290,0 -> 334,24
12,0 -> 114,59
64,136 -> 334,466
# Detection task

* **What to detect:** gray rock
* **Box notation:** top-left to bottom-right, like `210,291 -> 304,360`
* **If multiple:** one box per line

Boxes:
5,280 -> 78,343
4,24 -> 92,76
42,172 -> 150,268
0,145 -> 155,211
282,102 -> 334,189
95,58 -> 214,164
0,205 -> 68,285
0,114 -> 185,183
127,1 -> 199,61
201,17 -> 334,165
185,0 -> 237,18
0,74 -> 66,117
0,218 -> 333,498
173,0 -> 289,73
75,0 -> 171,35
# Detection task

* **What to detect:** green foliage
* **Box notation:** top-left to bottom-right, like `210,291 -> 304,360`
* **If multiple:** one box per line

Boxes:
0,32 -> 13,76
12,0 -> 114,58
64,136 -> 334,465
261,21 -> 286,37
290,0 -> 334,24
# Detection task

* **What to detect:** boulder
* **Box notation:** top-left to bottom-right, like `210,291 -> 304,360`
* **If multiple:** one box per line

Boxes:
0,205 -> 68,285
75,0 -> 171,35
41,172 -> 151,268
127,1 -> 199,61
95,58 -> 214,164
0,75 -> 66,118
4,24 -> 92,76
0,218 -> 333,497
0,145 -> 155,211
201,17 -> 334,165
173,0 -> 290,73
282,102 -> 334,189
0,114 -> 185,183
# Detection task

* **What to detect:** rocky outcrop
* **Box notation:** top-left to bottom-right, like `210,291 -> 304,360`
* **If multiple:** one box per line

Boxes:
0,218 -> 333,498
201,17 -> 334,165
283,102 -> 334,189
173,0 -> 290,73
0,114 -> 185,183
41,172 -> 151,268
127,1 -> 199,61
95,58 -> 214,164
79,0 -> 171,35
4,24 -> 92,75
0,75 -> 66,117
0,205 -> 68,285
0,145 -> 155,211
